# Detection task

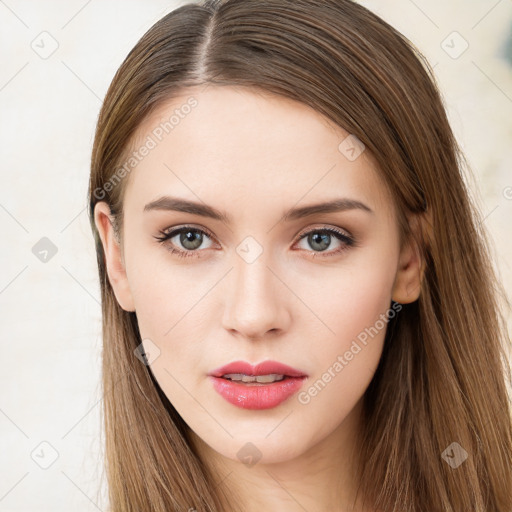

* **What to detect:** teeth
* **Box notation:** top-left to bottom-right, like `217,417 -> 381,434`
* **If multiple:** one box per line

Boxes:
222,373 -> 285,383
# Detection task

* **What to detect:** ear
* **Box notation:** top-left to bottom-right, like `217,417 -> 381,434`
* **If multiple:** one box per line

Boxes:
94,202 -> 135,312
391,213 -> 428,304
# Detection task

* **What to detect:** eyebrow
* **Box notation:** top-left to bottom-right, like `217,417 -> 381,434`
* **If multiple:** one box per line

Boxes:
143,196 -> 373,223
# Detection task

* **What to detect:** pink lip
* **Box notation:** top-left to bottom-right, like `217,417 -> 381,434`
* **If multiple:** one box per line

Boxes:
208,360 -> 308,410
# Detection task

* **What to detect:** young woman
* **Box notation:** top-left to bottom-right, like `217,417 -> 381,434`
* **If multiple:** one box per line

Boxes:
88,0 -> 512,510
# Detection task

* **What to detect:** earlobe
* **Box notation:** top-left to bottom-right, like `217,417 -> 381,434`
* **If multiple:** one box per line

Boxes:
391,214 -> 427,304
94,202 -> 136,312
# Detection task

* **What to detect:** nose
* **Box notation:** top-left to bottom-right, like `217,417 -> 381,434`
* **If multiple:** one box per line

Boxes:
221,253 -> 291,340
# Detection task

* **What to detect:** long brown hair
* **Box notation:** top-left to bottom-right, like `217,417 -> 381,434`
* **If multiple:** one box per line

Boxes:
88,0 -> 512,510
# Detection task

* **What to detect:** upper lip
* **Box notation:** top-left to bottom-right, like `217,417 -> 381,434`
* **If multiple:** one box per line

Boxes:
208,360 -> 307,378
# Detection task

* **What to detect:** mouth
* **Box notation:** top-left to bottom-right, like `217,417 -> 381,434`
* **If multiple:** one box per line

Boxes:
207,360 -> 308,409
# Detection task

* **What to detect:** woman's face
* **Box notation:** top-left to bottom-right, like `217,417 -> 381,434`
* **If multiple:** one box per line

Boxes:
95,85 -> 420,467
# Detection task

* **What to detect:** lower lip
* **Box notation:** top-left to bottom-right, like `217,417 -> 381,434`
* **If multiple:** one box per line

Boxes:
209,376 -> 307,410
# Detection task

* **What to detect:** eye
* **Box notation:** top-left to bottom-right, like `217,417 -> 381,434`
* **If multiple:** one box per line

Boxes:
153,226 -> 216,259
294,226 -> 356,258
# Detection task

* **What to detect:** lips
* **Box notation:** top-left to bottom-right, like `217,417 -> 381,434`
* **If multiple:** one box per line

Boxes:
207,360 -> 308,410
208,360 -> 307,379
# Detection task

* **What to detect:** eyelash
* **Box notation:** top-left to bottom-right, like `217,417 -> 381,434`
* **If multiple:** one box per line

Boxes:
153,225 -> 356,260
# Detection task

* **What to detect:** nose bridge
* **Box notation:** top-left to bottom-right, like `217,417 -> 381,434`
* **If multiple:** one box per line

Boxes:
221,242 -> 289,338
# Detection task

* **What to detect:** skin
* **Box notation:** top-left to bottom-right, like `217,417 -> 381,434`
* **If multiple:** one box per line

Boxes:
94,85 -> 422,511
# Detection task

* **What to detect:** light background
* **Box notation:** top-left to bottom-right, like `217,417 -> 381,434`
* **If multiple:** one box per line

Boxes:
0,1 -> 511,510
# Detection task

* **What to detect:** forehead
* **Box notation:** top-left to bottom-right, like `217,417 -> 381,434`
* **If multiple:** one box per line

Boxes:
122,85 -> 392,217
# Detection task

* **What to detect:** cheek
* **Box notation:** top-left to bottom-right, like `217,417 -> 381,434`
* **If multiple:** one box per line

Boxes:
126,247 -> 222,371
302,254 -> 397,347
292,249 -> 397,406
125,248 -> 193,344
